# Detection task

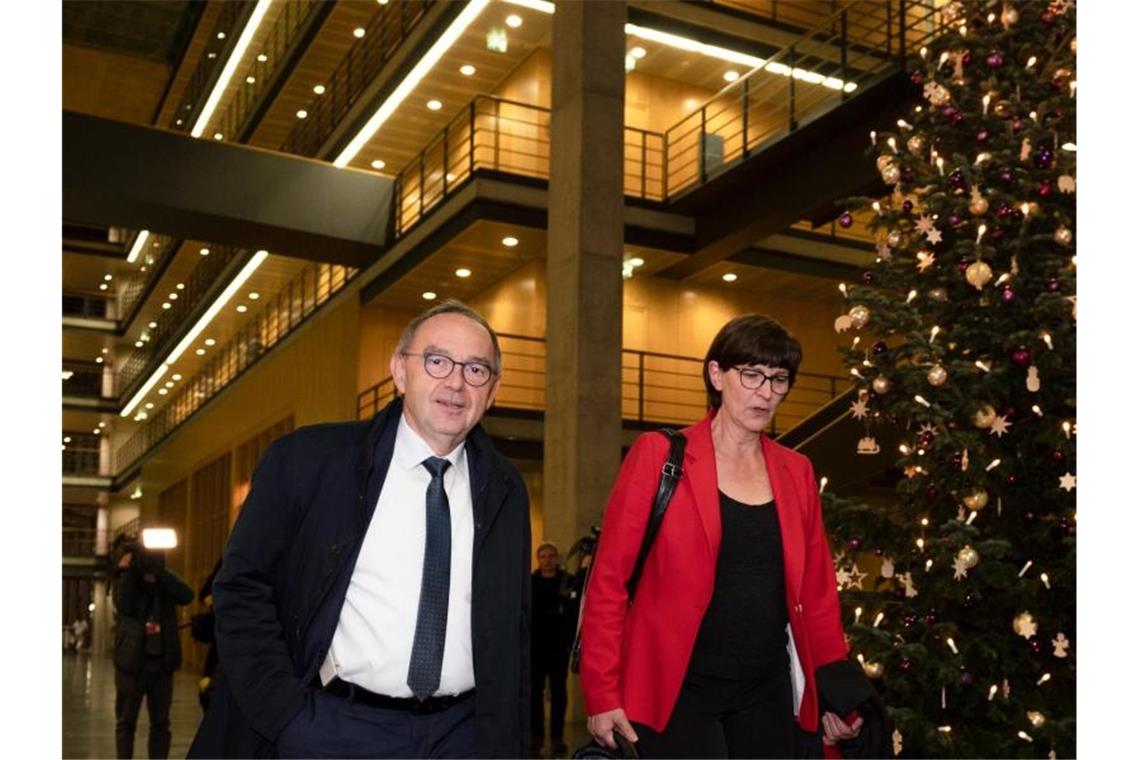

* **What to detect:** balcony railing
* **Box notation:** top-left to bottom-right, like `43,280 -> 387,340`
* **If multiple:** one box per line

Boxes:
168,1 -> 256,133
63,432 -> 102,476
63,361 -> 109,399
116,261 -> 358,474
62,292 -> 110,320
357,333 -> 845,434
391,1 -> 942,237
281,0 -> 433,157
118,233 -> 181,324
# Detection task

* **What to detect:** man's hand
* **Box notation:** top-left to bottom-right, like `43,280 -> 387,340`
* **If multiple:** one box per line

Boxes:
821,711 -> 863,745
587,707 -> 638,749
117,552 -> 133,569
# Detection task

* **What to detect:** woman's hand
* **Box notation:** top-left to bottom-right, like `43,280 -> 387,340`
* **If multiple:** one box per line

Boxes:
821,710 -> 863,745
587,708 -> 639,749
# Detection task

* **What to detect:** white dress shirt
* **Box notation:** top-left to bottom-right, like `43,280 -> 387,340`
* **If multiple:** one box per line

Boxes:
321,414 -> 476,696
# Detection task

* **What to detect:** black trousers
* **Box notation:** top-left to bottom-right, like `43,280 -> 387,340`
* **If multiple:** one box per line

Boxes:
631,669 -> 795,759
115,656 -> 174,759
275,688 -> 477,759
530,646 -> 569,743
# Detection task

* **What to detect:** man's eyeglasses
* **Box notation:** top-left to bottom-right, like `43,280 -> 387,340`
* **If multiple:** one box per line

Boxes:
403,351 -> 497,387
731,366 -> 791,395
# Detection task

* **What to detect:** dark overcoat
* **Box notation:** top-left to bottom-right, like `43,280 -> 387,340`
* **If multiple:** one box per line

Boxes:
189,399 -> 531,758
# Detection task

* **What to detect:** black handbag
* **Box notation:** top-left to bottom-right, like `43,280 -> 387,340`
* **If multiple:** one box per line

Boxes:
570,429 -> 686,760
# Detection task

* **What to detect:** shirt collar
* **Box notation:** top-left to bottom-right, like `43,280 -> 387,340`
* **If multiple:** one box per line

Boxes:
394,413 -> 466,473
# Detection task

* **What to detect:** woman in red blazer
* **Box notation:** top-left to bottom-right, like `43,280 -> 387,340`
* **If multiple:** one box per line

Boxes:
580,315 -> 861,757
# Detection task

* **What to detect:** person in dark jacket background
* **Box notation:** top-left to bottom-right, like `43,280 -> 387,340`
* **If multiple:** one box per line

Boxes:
189,300 -> 532,759
530,541 -> 574,757
112,543 -> 194,759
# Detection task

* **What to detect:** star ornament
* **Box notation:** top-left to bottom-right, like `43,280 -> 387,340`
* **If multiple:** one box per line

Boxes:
915,214 -> 935,233
953,555 -> 969,580
916,250 -> 936,272
850,398 -> 870,420
846,566 -> 868,590
989,415 -> 1012,438
925,227 -> 944,245
1059,472 -> 1076,492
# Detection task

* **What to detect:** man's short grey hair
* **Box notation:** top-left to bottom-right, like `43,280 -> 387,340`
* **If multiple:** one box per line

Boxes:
536,541 -> 559,557
396,298 -> 502,375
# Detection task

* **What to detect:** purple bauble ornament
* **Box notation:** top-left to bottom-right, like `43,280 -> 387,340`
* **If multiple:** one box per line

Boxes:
999,167 -> 1014,184
846,537 -> 862,552
1039,179 -> 1053,197
1051,449 -> 1065,463
1029,635 -> 1044,655
986,51 -> 1004,68
839,211 -> 853,228
990,226 -> 1005,241
1036,147 -> 1055,168
898,658 -> 913,673
924,609 -> 938,625
1022,510 -> 1037,525
1041,10 -> 1056,25
997,204 -> 1013,220
1047,279 -> 1061,292
874,547 -> 884,556
976,128 -> 989,142
1011,118 -> 1023,132
947,213 -> 962,227
948,170 -> 966,191
1011,347 -> 1031,366
957,259 -> 969,272
872,341 -> 887,354
1003,406 -> 1017,420
960,670 -> 975,686
951,111 -> 965,125
902,199 -> 914,214
963,590 -> 978,608
1006,473 -> 1018,486
902,615 -> 918,630
1001,286 -> 1016,304
862,271 -> 874,285
901,166 -> 915,183
961,51 -> 973,66
942,105 -> 958,118
950,452 -> 963,469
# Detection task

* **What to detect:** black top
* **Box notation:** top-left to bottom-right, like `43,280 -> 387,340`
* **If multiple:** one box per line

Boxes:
531,570 -> 573,651
688,492 -> 789,679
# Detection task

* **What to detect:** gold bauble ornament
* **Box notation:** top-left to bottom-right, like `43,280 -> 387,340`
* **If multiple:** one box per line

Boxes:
1070,37 -> 1077,54
965,260 -> 994,290
957,545 -> 979,569
962,490 -> 989,511
887,230 -> 903,247
848,305 -> 871,329
863,661 -> 884,679
927,364 -> 948,386
1027,711 -> 1046,728
907,134 -> 927,156
876,155 -> 895,173
928,84 -> 951,107
969,196 -> 989,215
881,164 -> 902,185
1001,6 -> 1019,26
993,100 -> 1012,119
973,404 -> 997,428
1054,226 -> 1073,246
928,287 -> 949,302
872,375 -> 892,395
1012,610 -> 1037,638
1053,67 -> 1074,85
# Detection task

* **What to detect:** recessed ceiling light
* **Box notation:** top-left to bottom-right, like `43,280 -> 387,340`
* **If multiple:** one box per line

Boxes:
353,27 -> 366,38
246,76 -> 256,84
195,349 -> 206,356
722,272 -> 738,282
313,84 -> 326,95
502,236 -> 519,247
207,52 -> 216,59
236,304 -> 248,313
99,284 -> 108,291
630,46 -> 647,59
104,274 -> 113,281
95,357 -> 104,364
165,381 -> 175,388
422,291 -> 437,300
158,388 -> 169,395
176,119 -> 183,126
171,374 -> 182,381
506,14 -> 523,28
93,428 -> 101,435
455,268 -> 472,278
145,402 -> 154,409
371,159 -> 386,170
460,64 -> 476,76
148,322 -> 157,329
169,293 -> 178,300
64,436 -> 72,443
217,32 -> 226,40
248,292 -> 260,300
723,70 -> 740,82
427,99 -> 442,111
257,53 -> 268,63
205,338 -> 217,347
102,348 -> 109,354
135,340 -> 143,347
140,266 -> 148,272
214,132 -> 224,140
296,109 -> 308,119
162,302 -> 171,310
174,283 -> 184,291
200,247 -> 210,256
628,257 -> 645,267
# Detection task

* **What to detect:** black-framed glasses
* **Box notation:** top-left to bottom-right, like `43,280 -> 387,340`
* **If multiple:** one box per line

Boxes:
731,366 -> 791,395
402,351 -> 497,387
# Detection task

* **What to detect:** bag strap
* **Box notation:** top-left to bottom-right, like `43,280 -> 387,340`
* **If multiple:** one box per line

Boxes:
626,428 -> 686,600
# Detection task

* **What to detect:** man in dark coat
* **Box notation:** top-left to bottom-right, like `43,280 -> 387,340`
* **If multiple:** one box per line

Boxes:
190,300 -> 531,758
112,544 -> 194,759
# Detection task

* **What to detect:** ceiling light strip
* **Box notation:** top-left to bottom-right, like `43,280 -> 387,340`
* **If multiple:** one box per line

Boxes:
126,230 -> 150,264
502,0 -> 554,12
120,249 -> 269,417
191,0 -> 275,139
625,23 -> 765,68
334,0 -> 492,168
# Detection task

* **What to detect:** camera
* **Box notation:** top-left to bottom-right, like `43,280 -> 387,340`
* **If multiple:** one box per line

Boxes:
116,540 -> 165,575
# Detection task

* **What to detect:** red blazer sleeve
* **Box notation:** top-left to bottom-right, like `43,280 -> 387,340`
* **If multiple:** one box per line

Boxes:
578,432 -> 670,716
799,458 -> 848,667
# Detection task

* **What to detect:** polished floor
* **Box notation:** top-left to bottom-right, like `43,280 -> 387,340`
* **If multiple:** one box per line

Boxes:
63,652 -> 589,758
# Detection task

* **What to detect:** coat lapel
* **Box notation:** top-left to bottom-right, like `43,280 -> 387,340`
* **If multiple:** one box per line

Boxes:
763,435 -> 806,603
685,413 -> 722,560
466,424 -> 503,556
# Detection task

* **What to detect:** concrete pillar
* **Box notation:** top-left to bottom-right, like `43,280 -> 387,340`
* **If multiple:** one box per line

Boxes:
544,0 -> 626,554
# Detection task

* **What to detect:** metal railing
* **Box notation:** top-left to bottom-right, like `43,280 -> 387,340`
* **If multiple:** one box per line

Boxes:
357,333 -> 846,434
662,0 -> 941,197
168,1 -> 255,133
394,96 -> 667,234
116,261 -> 358,474
118,233 -> 181,323
281,0 -> 433,157
116,245 -> 243,397
63,361 -> 108,399
213,0 -> 324,142
62,292 -> 110,320
63,432 -> 102,476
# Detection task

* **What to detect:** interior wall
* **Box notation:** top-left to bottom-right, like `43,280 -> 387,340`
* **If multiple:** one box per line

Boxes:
357,302 -> 418,395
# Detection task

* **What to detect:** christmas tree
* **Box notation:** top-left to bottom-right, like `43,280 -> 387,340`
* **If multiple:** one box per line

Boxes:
822,1 -> 1076,757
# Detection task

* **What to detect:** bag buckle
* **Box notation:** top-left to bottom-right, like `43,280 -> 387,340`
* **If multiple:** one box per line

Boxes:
661,462 -> 682,479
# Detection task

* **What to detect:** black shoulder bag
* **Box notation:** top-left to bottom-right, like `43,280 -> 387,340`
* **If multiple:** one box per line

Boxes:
569,428 -> 686,673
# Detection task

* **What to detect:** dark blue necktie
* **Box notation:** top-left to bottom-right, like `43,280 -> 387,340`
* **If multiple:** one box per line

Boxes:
408,456 -> 451,700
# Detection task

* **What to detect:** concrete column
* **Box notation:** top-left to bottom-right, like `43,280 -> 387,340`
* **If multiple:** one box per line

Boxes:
544,2 -> 625,557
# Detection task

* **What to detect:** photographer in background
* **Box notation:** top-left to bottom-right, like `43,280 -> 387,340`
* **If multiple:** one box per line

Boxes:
112,538 -> 193,759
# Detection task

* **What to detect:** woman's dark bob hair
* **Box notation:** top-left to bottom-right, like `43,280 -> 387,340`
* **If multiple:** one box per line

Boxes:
703,314 -> 803,410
